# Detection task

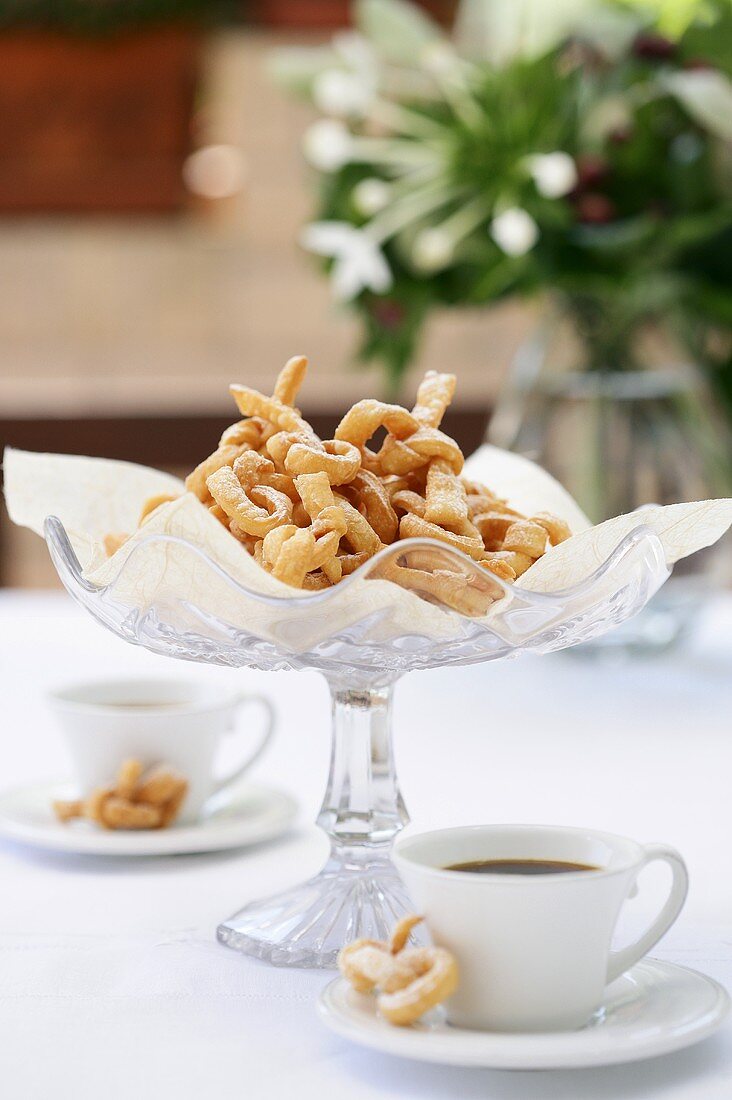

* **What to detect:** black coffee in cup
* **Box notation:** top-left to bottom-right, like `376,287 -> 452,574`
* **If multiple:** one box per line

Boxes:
445,858 -> 599,875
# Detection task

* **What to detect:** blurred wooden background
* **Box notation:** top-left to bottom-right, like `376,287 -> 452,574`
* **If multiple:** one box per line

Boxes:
0,29 -> 534,587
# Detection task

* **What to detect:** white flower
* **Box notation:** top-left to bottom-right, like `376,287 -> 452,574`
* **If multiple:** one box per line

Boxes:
412,227 -> 454,272
300,222 -> 393,300
526,152 -> 577,198
490,208 -> 539,256
332,30 -> 378,75
302,120 -> 353,172
313,69 -> 374,118
352,178 -> 391,216
662,70 -> 732,143
420,41 -> 459,77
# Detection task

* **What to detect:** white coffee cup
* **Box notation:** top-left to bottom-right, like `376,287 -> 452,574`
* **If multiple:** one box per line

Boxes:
48,678 -> 275,825
394,823 -> 688,1033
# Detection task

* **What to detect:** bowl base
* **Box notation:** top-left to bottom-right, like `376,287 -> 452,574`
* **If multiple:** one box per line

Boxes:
216,849 -> 419,968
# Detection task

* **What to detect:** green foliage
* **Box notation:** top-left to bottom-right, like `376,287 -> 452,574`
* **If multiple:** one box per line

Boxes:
357,284 -> 433,395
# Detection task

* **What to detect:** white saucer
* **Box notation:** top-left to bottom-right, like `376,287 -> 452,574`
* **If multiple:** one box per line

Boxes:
0,781 -> 297,856
319,960 -> 729,1069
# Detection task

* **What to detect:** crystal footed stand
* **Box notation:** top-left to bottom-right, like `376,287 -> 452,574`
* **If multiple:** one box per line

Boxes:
44,516 -> 671,970
217,679 -> 419,968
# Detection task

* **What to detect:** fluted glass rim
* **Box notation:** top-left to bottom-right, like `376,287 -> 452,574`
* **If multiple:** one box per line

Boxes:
44,513 -> 668,613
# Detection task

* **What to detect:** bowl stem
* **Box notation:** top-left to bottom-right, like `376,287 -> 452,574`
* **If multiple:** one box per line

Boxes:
217,675 -> 418,968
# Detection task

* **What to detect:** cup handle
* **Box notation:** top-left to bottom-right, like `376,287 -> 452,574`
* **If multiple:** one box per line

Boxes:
606,843 -> 688,983
212,694 -> 276,797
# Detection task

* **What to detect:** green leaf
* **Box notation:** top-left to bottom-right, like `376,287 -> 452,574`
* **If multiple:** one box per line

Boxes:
687,280 -> 732,325
661,206 -> 732,253
615,0 -> 703,37
680,0 -> 732,74
469,255 -> 529,301
569,216 -> 657,253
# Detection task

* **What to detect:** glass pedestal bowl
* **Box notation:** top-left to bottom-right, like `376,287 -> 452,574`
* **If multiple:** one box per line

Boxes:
45,516 -> 669,968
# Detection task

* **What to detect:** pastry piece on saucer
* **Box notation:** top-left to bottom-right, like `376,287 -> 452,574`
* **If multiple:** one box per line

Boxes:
53,758 -> 188,831
338,915 -> 458,1026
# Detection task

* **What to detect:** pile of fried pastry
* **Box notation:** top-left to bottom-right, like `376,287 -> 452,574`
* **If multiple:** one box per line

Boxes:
108,357 -> 570,613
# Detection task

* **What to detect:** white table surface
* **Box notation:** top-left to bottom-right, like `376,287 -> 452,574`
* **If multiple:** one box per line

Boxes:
1,589 -> 731,1099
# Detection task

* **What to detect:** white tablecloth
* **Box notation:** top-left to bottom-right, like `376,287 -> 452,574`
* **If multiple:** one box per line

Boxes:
1,590 -> 731,1099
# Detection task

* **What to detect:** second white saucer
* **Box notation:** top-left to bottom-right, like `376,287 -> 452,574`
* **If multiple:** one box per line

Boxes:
0,780 -> 297,856
319,959 -> 729,1069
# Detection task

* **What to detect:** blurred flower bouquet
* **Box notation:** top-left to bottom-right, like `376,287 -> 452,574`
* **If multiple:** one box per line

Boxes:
274,0 -> 732,415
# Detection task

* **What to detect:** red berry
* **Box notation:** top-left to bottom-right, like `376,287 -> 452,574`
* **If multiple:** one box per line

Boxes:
576,193 -> 616,224
575,154 -> 610,189
632,33 -> 675,61
371,300 -> 406,329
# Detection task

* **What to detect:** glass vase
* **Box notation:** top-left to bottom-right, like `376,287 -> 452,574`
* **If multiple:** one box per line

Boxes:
489,315 -> 732,657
